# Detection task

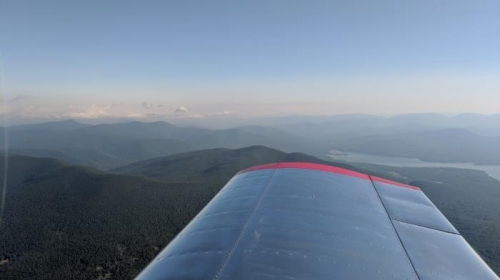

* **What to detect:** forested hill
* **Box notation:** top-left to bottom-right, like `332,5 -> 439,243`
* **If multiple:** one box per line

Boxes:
0,155 -> 218,279
111,145 -> 369,183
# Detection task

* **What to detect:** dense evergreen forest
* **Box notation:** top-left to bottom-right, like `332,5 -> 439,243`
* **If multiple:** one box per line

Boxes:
0,159 -> 216,279
1,146 -> 499,279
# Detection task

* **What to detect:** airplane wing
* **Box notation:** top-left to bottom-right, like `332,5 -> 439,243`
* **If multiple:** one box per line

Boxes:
135,162 -> 498,280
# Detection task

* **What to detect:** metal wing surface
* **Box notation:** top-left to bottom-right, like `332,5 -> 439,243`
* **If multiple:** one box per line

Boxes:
135,162 -> 498,280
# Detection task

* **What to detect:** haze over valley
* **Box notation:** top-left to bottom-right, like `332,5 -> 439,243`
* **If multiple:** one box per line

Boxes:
4,112 -> 500,169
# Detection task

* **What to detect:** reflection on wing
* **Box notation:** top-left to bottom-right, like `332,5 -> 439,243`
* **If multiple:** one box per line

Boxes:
135,162 -> 499,280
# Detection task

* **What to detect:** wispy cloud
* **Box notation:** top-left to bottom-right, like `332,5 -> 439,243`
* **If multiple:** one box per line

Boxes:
65,104 -> 110,119
141,101 -> 154,110
12,95 -> 31,102
204,111 -> 234,118
174,106 -> 188,114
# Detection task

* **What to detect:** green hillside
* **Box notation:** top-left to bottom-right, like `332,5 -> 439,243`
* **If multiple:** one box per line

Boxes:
111,146 -> 366,183
0,156 -> 217,279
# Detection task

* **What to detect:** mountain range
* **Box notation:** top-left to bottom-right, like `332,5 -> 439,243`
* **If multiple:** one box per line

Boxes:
335,128 -> 500,164
2,120 -> 328,170
3,114 -> 500,170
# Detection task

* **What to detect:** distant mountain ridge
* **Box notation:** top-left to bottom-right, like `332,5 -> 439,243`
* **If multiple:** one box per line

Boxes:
10,120 -> 89,132
2,120 -> 329,170
276,113 -> 500,138
4,114 -> 500,169
336,128 -> 500,164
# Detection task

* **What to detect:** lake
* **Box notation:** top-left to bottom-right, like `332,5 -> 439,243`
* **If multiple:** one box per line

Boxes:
328,150 -> 500,182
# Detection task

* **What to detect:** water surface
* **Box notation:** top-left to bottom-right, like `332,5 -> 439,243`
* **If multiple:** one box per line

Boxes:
328,150 -> 500,182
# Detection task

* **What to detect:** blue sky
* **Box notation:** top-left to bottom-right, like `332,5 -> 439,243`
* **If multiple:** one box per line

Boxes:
1,0 -> 499,121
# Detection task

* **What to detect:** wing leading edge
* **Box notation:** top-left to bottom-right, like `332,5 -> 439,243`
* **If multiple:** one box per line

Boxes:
135,162 -> 498,280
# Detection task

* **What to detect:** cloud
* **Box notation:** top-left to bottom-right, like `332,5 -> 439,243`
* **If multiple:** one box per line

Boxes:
174,106 -> 188,114
65,104 -> 110,119
12,95 -> 31,102
141,101 -> 154,110
211,111 -> 233,116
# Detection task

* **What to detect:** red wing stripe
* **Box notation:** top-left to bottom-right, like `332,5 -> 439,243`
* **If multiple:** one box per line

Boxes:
275,162 -> 370,180
238,162 -> 420,191
239,162 -> 369,180
371,176 -> 421,191
237,163 -> 280,174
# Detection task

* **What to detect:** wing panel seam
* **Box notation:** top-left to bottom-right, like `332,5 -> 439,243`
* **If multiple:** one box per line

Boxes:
391,219 -> 460,235
369,175 -> 421,280
212,164 -> 279,280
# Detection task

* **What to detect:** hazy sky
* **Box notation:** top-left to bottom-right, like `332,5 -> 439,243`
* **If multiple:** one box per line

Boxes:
1,0 -> 499,122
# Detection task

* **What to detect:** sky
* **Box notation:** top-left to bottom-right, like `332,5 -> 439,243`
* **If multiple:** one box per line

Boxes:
1,0 -> 499,123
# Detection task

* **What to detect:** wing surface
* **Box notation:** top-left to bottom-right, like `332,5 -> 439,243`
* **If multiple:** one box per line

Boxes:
135,162 -> 498,280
